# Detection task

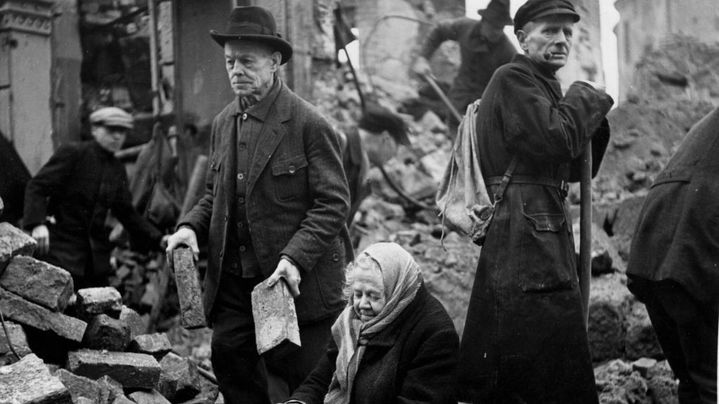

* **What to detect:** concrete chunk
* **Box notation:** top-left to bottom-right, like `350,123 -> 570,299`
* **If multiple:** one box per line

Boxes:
55,368 -> 102,403
251,278 -> 301,356
129,389 -> 172,404
173,247 -> 206,329
127,332 -> 172,358
0,287 -> 87,342
83,314 -> 131,351
76,287 -> 123,320
157,352 -> 202,402
0,222 -> 37,271
119,305 -> 147,338
0,320 -> 32,365
1,255 -> 74,311
67,349 -> 161,390
0,354 -> 72,403
96,375 -> 125,403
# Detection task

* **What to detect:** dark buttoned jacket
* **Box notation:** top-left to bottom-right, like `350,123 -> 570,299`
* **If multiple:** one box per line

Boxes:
179,79 -> 352,324
627,106 -> 719,306
24,141 -> 162,277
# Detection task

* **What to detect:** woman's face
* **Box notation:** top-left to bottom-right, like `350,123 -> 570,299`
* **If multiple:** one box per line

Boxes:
351,266 -> 386,322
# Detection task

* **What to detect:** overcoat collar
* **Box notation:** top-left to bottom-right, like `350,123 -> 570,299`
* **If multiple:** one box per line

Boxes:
512,53 -> 562,100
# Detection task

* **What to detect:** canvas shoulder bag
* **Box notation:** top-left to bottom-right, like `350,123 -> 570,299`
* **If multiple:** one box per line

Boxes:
436,99 -> 517,245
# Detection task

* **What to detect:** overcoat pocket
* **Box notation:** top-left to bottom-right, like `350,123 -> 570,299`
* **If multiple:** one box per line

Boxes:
518,186 -> 575,293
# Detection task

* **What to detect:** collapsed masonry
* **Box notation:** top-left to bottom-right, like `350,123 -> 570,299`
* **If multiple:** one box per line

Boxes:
0,222 -> 217,404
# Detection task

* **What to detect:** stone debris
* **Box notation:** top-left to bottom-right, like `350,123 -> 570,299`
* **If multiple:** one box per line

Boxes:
119,305 -> 147,338
76,287 -> 124,320
0,354 -> 72,404
0,320 -> 32,365
96,375 -> 127,403
0,255 -> 74,312
129,389 -> 172,404
157,352 -> 202,402
172,247 -> 206,329
251,278 -> 301,356
67,349 -> 161,390
83,314 -> 132,351
55,368 -> 103,403
0,222 -> 37,271
587,274 -> 633,362
127,332 -> 173,358
0,287 -> 87,343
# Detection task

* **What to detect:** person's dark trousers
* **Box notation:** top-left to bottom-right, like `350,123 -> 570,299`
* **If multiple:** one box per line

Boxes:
629,278 -> 718,404
210,271 -> 338,404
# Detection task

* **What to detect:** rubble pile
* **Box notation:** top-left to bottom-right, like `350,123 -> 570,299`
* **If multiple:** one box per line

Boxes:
0,222 -> 218,404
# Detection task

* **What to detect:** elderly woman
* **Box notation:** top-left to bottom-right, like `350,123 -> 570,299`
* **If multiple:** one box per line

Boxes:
284,242 -> 459,404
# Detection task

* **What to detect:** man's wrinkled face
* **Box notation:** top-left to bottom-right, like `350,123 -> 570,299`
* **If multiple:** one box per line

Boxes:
517,15 -> 575,71
92,125 -> 127,153
224,40 -> 281,98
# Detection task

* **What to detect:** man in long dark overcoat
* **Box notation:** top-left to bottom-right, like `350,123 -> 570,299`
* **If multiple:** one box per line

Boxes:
164,6 -> 351,404
626,107 -> 718,404
23,107 -> 162,289
454,1 -> 613,402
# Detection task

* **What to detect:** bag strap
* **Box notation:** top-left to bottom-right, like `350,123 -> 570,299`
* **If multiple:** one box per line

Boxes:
492,156 -> 518,204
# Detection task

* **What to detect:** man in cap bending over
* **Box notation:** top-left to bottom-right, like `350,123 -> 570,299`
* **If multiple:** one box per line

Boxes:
455,0 -> 613,402
413,0 -> 516,130
164,6 -> 351,404
24,106 -> 163,289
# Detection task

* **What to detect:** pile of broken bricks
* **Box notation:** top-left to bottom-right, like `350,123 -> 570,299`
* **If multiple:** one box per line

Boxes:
0,222 -> 218,404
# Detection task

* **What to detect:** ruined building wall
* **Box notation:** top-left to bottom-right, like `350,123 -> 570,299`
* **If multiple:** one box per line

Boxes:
556,0 -> 604,89
615,0 -> 719,102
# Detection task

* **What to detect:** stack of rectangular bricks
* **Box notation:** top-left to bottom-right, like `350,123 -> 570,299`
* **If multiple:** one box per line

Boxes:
0,222 -> 209,403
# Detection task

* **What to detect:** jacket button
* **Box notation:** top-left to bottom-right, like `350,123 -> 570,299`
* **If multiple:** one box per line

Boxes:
237,172 -> 245,181
224,215 -> 228,222
238,197 -> 245,204
332,253 -> 339,262
241,113 -> 248,121
239,245 -> 246,252
219,250 -> 224,258
288,165 -> 296,174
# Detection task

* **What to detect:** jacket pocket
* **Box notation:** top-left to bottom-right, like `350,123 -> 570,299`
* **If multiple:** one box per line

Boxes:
271,155 -> 308,201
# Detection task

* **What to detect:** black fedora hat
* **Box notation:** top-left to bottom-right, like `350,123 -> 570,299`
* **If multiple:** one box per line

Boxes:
209,6 -> 293,65
478,0 -> 513,26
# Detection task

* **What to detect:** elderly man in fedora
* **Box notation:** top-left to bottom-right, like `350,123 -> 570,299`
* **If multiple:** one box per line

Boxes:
164,6 -> 351,404
454,0 -> 613,402
24,107 -> 163,289
413,0 -> 516,129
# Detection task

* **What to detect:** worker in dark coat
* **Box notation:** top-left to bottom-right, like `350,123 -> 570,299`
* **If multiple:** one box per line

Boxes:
23,107 -> 163,289
454,1 -> 613,402
164,6 -> 351,404
285,242 -> 459,404
340,104 -> 410,226
413,0 -> 516,127
626,106 -> 719,404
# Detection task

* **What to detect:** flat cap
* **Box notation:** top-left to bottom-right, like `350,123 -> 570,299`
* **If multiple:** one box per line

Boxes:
514,0 -> 580,33
89,107 -> 134,130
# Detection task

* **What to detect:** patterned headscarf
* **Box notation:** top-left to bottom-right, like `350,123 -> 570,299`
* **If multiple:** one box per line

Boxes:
323,242 -> 422,404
